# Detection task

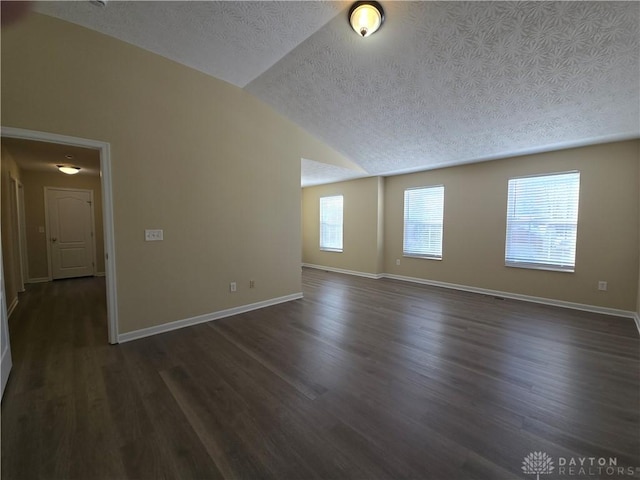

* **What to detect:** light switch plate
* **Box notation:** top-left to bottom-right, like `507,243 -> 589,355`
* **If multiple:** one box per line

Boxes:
145,229 -> 163,241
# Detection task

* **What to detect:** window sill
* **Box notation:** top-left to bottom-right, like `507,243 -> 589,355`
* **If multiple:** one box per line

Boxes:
320,248 -> 343,253
403,254 -> 442,261
505,262 -> 574,273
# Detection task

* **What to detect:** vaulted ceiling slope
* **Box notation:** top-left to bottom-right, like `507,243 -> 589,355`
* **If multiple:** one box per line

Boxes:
33,1 -> 346,88
33,1 -> 640,186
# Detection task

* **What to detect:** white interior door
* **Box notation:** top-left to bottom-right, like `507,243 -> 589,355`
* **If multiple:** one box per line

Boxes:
46,188 -> 96,280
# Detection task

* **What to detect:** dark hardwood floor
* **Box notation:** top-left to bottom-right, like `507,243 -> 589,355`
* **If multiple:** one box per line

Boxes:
2,269 -> 639,479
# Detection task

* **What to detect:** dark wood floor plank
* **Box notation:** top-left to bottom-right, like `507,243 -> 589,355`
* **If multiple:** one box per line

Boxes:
68,346 -> 128,479
160,364 -> 274,479
212,322 -> 328,400
2,270 -> 638,479
186,324 -> 389,479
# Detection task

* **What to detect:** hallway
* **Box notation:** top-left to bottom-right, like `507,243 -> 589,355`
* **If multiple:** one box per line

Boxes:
1,277 -> 115,477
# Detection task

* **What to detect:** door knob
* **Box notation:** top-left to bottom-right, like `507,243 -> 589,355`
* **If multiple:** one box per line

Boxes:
51,237 -> 57,243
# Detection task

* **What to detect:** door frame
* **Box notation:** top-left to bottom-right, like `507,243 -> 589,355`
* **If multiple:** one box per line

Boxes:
16,181 -> 28,289
9,176 -> 25,292
1,126 -> 119,344
44,187 -> 97,280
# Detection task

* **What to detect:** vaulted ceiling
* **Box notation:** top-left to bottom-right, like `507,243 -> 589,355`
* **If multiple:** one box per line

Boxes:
33,1 -> 640,186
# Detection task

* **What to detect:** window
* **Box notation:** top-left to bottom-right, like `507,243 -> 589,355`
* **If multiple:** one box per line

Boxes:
505,171 -> 580,272
403,185 -> 444,259
319,195 -> 343,252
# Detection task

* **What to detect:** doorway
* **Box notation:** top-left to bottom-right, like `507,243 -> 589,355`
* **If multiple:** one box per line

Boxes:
1,127 -> 118,344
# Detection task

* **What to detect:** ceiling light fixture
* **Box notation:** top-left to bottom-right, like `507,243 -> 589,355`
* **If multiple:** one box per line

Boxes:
349,1 -> 384,38
57,165 -> 81,175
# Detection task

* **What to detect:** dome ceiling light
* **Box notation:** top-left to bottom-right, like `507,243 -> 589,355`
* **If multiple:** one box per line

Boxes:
349,1 -> 384,38
57,165 -> 81,175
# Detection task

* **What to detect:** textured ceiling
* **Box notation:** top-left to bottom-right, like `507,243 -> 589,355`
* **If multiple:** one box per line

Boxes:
32,1 -> 345,87
32,1 -> 640,186
249,1 -> 640,177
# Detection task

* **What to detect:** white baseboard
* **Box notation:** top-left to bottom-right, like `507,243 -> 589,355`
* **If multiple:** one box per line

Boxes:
634,313 -> 640,336
6,297 -> 18,318
383,273 -> 635,319
302,264 -> 636,321
302,263 -> 383,279
27,277 -> 49,284
118,292 -> 304,343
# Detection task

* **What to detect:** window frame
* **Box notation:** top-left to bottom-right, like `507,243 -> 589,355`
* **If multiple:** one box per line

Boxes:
319,195 -> 344,253
402,185 -> 445,260
504,171 -> 580,273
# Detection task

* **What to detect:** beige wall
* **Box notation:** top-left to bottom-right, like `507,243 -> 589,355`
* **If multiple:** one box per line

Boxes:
303,177 -> 384,275
18,169 -> 104,279
304,141 -> 639,312
1,146 -> 23,312
2,13 -> 352,334
383,141 -> 639,311
637,140 -> 640,318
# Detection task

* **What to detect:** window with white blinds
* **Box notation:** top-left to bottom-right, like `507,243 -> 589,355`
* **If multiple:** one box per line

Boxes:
403,185 -> 444,259
505,171 -> 580,272
319,195 -> 343,252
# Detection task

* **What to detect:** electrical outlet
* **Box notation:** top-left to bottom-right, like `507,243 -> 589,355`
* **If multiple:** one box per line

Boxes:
230,282 -> 237,292
145,229 -> 163,241
598,281 -> 607,291
249,280 -> 255,289
396,259 -> 401,266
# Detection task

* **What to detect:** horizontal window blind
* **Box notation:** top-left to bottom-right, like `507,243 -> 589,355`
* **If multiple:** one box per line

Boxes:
505,171 -> 580,271
403,185 -> 444,259
320,195 -> 343,252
